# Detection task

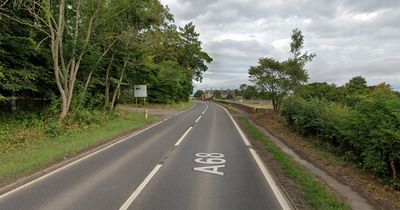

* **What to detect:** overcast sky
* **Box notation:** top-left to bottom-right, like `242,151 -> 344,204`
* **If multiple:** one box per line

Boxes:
159,0 -> 400,92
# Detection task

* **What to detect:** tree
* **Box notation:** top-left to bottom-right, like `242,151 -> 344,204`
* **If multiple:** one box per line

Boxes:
284,28 -> 316,96
227,92 -> 233,99
214,90 -> 221,99
194,90 -> 204,98
249,58 -> 287,110
239,84 -> 247,96
345,76 -> 370,95
2,0 -> 114,118
244,86 -> 258,100
369,82 -> 392,98
295,82 -> 335,99
248,28 -> 315,112
0,5 -> 52,111
234,89 -> 240,96
178,22 -> 213,82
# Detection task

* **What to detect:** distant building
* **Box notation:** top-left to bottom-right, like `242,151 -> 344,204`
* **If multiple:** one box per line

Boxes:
203,88 -> 235,99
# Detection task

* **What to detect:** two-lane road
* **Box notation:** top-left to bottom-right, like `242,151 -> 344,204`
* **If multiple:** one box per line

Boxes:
0,101 -> 291,210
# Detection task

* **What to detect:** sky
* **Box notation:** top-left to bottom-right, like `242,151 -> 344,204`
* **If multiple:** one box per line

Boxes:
159,0 -> 400,93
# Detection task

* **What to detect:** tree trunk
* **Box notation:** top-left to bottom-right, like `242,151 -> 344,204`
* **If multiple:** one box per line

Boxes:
110,68 -> 125,109
104,53 -> 115,109
11,90 -> 16,113
77,40 -> 118,110
110,58 -> 128,109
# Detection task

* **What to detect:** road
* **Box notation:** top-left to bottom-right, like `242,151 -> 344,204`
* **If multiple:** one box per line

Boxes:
0,101 -> 291,210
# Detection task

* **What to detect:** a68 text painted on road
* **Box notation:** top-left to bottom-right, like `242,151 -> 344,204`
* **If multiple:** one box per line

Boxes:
193,153 -> 226,176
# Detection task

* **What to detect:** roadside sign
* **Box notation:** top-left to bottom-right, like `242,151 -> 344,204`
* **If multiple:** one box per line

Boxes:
134,85 -> 147,97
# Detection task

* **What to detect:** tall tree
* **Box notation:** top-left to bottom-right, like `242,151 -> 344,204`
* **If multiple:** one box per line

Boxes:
249,28 -> 315,111
178,22 -> 213,82
249,58 -> 287,110
239,84 -> 247,96
284,28 -> 316,96
0,4 -> 52,111
345,76 -> 370,95
1,0 -> 114,118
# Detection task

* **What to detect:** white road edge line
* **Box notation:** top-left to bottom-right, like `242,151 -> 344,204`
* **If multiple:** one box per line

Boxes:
119,164 -> 162,210
249,149 -> 291,210
0,119 -> 165,199
0,102 -> 199,199
175,127 -> 192,146
218,104 -> 291,210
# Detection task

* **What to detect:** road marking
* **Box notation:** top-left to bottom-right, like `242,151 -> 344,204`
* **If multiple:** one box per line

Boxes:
195,116 -> 202,123
1,103 -> 200,199
218,105 -> 251,146
0,119 -> 165,199
193,153 -> 226,176
249,149 -> 291,210
175,127 -> 192,146
119,164 -> 162,210
202,111 -> 205,115
194,165 -> 225,176
217,104 -> 291,210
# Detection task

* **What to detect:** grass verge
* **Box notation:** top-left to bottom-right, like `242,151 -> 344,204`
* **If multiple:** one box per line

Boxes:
238,117 -> 350,210
0,111 -> 157,183
212,102 -> 238,113
243,103 -> 273,109
121,100 -> 194,110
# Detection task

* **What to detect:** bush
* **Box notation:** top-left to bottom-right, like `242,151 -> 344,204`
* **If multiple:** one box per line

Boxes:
44,120 -> 64,138
339,91 -> 400,180
281,97 -> 347,146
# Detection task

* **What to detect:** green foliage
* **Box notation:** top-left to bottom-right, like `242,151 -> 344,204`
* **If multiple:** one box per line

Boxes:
178,22 -> 213,82
345,76 -> 370,96
214,90 -> 222,99
369,82 -> 393,98
249,28 -> 315,112
243,85 -> 257,100
281,97 -> 348,148
227,92 -> 233,99
249,58 -> 287,110
43,120 -> 64,138
239,84 -> 247,96
339,91 -> 400,180
238,117 -> 350,210
282,90 -> 400,182
0,110 -> 158,182
147,61 -> 191,104
295,82 -> 336,99
194,90 -> 204,98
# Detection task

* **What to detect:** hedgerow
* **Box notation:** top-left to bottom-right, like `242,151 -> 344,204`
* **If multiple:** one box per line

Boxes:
281,90 -> 400,182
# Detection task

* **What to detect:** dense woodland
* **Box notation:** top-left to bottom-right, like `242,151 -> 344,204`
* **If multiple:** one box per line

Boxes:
0,0 -> 212,153
0,0 -> 212,118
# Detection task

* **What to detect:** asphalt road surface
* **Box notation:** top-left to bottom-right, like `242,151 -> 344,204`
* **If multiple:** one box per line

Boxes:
0,101 -> 292,210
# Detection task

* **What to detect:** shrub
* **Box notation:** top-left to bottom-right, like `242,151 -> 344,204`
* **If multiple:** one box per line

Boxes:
44,120 -> 64,138
281,97 -> 347,146
339,91 -> 400,180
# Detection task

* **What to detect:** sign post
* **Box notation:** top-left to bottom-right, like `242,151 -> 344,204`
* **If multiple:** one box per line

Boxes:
134,85 -> 147,113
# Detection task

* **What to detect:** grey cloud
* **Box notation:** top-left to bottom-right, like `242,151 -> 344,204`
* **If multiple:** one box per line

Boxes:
161,0 -> 400,92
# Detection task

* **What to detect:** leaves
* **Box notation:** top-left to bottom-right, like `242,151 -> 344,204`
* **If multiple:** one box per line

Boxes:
248,28 -> 315,112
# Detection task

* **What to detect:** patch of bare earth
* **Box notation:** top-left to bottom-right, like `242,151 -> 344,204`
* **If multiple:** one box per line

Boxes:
251,111 -> 400,210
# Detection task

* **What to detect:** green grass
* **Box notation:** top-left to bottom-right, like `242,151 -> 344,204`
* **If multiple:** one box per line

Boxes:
243,103 -> 274,109
212,102 -> 238,113
0,111 -> 157,183
121,100 -> 194,110
238,117 -> 350,210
